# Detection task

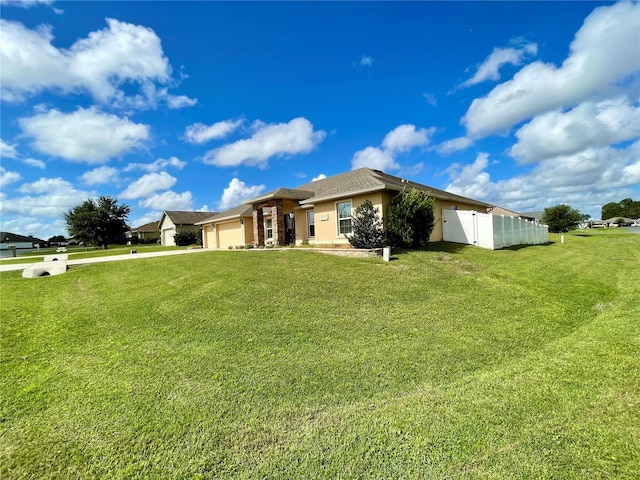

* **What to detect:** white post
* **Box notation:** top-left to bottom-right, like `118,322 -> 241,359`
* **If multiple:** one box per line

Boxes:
561,235 -> 565,244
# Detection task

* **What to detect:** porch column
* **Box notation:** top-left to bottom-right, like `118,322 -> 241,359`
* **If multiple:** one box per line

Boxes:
271,199 -> 286,246
253,206 -> 264,247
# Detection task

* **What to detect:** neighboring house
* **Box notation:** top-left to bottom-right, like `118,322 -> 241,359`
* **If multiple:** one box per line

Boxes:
197,168 -> 493,249
601,217 -> 637,227
127,220 -> 160,244
159,211 -> 218,246
0,232 -> 47,250
491,207 -> 539,223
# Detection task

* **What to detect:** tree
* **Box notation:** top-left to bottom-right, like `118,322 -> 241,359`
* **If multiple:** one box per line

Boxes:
386,189 -> 435,248
47,235 -> 67,243
601,198 -> 640,220
64,196 -> 130,249
348,200 -> 384,249
541,204 -> 583,233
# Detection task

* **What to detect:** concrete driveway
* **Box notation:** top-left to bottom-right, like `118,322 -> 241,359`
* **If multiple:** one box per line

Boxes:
0,248 -> 211,273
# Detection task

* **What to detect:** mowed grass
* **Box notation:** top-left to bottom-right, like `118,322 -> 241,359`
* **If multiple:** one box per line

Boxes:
1,231 -> 638,479
0,244 -> 185,264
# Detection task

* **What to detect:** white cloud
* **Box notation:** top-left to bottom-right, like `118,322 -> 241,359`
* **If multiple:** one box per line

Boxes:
1,139 -> 18,158
351,124 -> 434,171
312,174 -> 327,182
19,107 -> 149,163
445,142 -> 640,218
510,97 -> 640,163
124,156 -> 186,172
80,166 -> 120,186
218,178 -> 265,210
0,0 -> 54,8
203,117 -> 326,168
460,42 -> 537,87
445,153 -> 493,200
0,167 -> 21,188
139,190 -> 193,210
435,136 -> 474,155
382,124 -> 433,153
1,177 -> 93,217
130,211 -> 162,229
422,93 -> 437,106
120,172 -> 177,199
0,18 -> 194,109
463,2 -> 640,138
23,158 -> 46,169
359,56 -> 373,67
351,146 -> 399,171
165,93 -> 197,109
184,119 -> 243,144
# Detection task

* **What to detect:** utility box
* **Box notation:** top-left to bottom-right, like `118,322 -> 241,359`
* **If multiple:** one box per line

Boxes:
383,246 -> 391,262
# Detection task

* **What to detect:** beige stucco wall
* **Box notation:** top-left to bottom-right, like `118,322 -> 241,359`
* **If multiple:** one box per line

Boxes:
217,220 -> 243,249
309,192 -> 389,245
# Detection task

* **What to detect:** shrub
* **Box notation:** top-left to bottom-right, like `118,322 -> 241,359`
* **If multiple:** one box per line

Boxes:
386,189 -> 435,248
174,231 -> 199,246
542,204 -> 583,233
348,200 -> 384,249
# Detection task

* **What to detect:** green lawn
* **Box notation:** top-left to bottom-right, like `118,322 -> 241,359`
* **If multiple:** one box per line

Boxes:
1,231 -> 638,479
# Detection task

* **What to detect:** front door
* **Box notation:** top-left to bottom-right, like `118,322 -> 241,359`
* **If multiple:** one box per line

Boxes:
285,214 -> 296,245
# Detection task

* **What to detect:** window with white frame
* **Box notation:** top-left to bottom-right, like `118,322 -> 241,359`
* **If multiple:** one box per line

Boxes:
265,218 -> 273,239
337,201 -> 352,235
308,211 -> 315,238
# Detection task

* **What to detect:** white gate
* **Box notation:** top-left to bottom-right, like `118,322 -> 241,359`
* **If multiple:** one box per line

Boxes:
442,209 -> 548,250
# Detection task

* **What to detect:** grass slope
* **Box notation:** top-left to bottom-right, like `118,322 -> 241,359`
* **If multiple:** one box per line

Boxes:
1,231 -> 638,479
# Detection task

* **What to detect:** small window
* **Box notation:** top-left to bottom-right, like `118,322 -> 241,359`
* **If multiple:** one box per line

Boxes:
337,201 -> 352,235
308,211 -> 315,238
265,218 -> 273,239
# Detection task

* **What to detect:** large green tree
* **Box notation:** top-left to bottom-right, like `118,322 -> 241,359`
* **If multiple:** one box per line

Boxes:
64,196 -> 130,249
348,199 -> 384,249
386,189 -> 435,248
601,198 -> 640,220
541,204 -> 583,233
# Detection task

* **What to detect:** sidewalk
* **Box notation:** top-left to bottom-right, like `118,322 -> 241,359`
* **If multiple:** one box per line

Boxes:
0,248 -> 211,272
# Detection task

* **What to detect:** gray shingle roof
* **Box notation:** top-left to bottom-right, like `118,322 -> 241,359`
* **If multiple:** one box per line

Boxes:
295,168 -> 493,207
163,210 -> 219,225
196,205 -> 253,224
130,220 -> 160,232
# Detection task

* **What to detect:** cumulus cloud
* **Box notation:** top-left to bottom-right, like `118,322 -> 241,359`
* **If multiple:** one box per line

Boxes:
0,18 -> 195,108
460,42 -> 537,88
435,136 -> 474,155
80,166 -> 120,186
445,142 -> 640,217
359,56 -> 374,67
312,173 -> 327,182
19,107 -> 149,163
202,117 -> 326,168
382,124 -> 434,153
120,172 -> 177,199
351,147 -> 399,171
1,139 -> 18,158
463,2 -> 640,138
184,119 -> 243,144
351,124 -> 433,171
0,167 -> 21,188
218,178 -> 265,210
23,158 -> 46,169
139,190 -> 193,210
124,156 -> 186,172
1,177 -> 93,217
510,97 -> 640,164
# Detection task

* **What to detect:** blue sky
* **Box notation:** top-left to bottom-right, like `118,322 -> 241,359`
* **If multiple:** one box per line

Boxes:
1,0 -> 639,239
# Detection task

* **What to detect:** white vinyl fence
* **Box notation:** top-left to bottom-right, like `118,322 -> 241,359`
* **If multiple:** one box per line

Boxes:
442,209 -> 548,250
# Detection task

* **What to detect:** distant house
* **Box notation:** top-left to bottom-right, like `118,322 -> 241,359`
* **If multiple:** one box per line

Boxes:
0,232 -> 47,250
159,211 -> 219,246
197,168 -> 493,249
520,211 -> 544,223
128,220 -> 160,244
